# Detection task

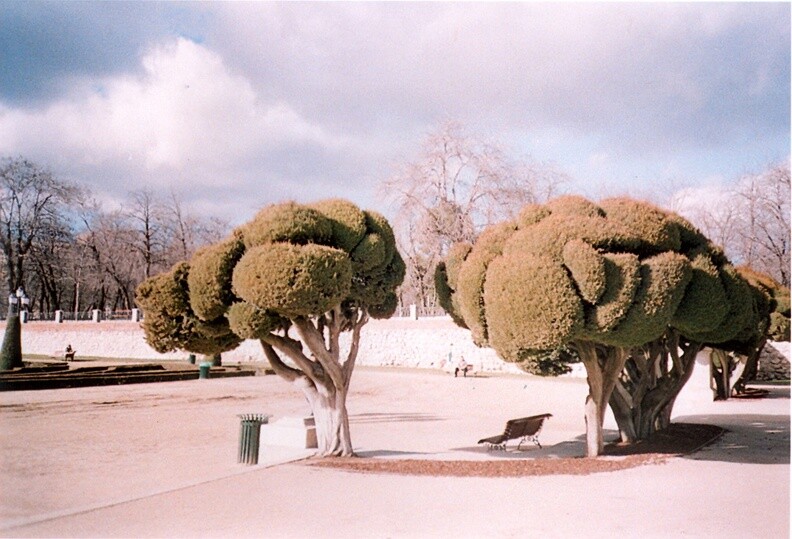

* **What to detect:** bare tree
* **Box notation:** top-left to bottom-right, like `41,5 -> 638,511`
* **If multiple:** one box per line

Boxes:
0,159 -> 233,318
126,189 -> 172,280
734,163 -> 790,286
83,210 -> 144,310
0,157 -> 80,297
27,223 -> 75,313
381,121 -> 568,312
673,162 -> 790,288
162,190 -> 229,267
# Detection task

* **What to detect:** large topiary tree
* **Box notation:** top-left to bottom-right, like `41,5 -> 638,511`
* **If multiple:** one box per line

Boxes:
709,267 -> 790,399
136,199 -> 404,456
437,195 -> 762,457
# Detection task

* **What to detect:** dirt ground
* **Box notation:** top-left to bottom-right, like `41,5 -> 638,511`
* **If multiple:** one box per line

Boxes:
0,366 -> 788,538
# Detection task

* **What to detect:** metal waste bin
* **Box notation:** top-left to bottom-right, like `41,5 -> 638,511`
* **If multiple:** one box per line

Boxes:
199,362 -> 211,379
238,414 -> 270,465
188,353 -> 196,365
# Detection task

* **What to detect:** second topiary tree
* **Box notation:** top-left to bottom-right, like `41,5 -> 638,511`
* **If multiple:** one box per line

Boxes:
437,195 -> 769,457
137,199 -> 404,456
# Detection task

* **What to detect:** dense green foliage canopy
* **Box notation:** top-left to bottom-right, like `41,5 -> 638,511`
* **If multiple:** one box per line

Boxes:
437,195 -> 768,372
730,266 -> 790,348
137,199 -> 404,355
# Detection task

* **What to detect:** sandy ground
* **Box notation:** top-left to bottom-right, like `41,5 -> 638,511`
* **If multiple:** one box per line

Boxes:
0,367 -> 788,538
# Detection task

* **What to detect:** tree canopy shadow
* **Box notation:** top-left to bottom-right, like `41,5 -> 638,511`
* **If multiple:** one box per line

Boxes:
354,449 -> 432,458
675,414 -> 790,465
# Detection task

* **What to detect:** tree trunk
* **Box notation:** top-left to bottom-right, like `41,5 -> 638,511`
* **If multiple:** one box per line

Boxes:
205,353 -> 221,367
260,308 -> 368,458
710,348 -> 731,400
305,385 -> 353,456
610,382 -> 639,443
733,339 -> 766,394
576,341 -> 627,457
610,331 -> 702,441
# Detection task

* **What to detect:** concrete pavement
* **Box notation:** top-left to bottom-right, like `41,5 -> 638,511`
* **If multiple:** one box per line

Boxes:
0,368 -> 788,538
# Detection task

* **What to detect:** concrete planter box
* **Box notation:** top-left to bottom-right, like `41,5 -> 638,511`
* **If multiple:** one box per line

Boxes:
261,416 -> 317,449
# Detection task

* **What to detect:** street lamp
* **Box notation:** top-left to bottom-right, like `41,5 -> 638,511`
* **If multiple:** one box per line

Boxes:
8,287 -> 29,318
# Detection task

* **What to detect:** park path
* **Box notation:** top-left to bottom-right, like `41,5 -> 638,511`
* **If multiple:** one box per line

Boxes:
0,368 -> 788,537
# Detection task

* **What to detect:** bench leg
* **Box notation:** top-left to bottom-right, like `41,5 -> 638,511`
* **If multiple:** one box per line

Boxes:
516,435 -> 542,451
485,443 -> 506,451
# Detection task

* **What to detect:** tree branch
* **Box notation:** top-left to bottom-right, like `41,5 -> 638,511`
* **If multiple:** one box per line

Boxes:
264,332 -> 325,387
293,317 -> 345,391
260,340 -> 303,382
343,309 -> 369,386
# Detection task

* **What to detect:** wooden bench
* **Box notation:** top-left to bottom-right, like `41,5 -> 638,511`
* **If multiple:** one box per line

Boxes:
478,413 -> 552,451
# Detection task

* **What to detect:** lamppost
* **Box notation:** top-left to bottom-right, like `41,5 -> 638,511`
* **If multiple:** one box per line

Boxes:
9,287 -> 30,317
1,287 -> 29,370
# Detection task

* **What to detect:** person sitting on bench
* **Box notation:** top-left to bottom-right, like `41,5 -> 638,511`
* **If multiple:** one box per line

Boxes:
64,344 -> 75,361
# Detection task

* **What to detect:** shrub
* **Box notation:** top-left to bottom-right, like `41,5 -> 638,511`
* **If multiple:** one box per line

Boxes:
188,235 -> 245,321
241,202 -> 333,248
484,252 -> 584,356
137,262 -> 241,355
671,249 -> 729,335
562,239 -> 607,304
226,301 -> 285,340
581,253 -> 641,336
545,195 -> 605,218
685,265 -> 755,344
600,197 -> 681,254
596,252 -> 692,347
444,242 -> 473,291
232,243 -> 352,318
456,222 -> 517,345
310,198 -> 368,252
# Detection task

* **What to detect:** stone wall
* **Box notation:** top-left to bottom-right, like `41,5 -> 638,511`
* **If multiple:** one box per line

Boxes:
11,316 -> 524,375
12,317 -> 789,381
757,342 -> 791,381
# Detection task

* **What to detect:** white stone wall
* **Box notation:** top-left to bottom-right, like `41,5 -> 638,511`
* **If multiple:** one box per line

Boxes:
12,316 -> 523,375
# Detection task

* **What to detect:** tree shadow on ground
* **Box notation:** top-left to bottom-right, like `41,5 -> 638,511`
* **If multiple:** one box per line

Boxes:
449,432 -> 612,460
675,414 -> 789,465
354,449 -> 432,458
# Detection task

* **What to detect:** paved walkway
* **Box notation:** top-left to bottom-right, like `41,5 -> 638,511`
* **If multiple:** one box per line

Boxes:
0,368 -> 788,538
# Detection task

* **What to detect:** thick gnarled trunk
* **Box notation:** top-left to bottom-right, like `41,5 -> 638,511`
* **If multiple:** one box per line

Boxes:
259,306 -> 367,457
575,341 -> 628,457
610,331 -> 702,442
307,386 -> 353,456
729,339 -> 764,396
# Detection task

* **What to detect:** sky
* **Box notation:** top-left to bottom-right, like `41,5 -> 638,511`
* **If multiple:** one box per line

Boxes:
0,2 -> 789,225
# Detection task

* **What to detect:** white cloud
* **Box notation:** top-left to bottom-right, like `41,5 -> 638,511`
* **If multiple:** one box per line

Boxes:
0,3 -> 787,224
0,38 -> 352,190
669,183 -> 733,221
209,2 -> 789,153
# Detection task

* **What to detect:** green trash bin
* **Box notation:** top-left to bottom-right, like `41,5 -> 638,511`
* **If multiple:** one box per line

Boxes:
199,362 -> 211,379
238,414 -> 270,465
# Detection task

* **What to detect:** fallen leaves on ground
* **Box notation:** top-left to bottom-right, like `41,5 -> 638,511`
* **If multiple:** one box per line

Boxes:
307,423 -> 725,477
